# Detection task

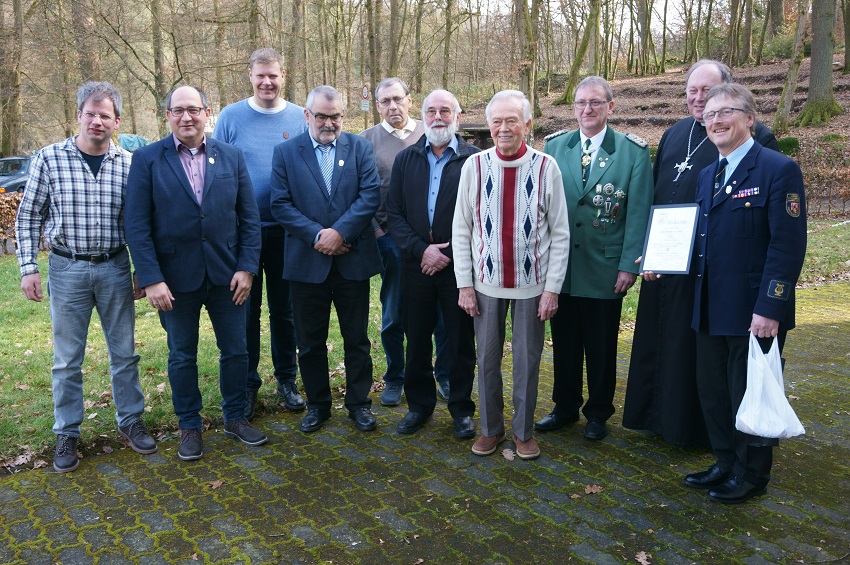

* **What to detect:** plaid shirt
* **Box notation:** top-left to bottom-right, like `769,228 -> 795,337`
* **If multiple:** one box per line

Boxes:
15,136 -> 132,276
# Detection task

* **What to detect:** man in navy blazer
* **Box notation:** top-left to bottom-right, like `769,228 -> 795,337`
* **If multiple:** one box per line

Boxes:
126,85 -> 267,462
271,85 -> 382,434
682,83 -> 806,503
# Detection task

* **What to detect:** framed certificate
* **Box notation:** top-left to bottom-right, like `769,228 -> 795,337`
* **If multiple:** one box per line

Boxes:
639,203 -> 699,275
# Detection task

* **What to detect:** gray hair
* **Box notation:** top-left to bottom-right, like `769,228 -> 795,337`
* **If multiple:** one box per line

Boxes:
685,59 -> 733,86
165,86 -> 209,110
375,77 -> 410,100
249,48 -> 284,69
305,85 -> 342,111
485,90 -> 532,123
574,76 -> 613,102
77,81 -> 123,118
705,82 -> 756,134
421,89 -> 462,120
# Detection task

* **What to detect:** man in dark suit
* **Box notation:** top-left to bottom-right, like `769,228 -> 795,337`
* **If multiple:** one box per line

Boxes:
650,83 -> 806,503
270,85 -> 382,434
386,89 -> 479,438
126,85 -> 266,462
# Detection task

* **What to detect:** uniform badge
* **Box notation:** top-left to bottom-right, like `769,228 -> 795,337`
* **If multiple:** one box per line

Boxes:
786,193 -> 801,217
768,280 -> 790,301
284,132 -> 290,139
625,132 -> 648,147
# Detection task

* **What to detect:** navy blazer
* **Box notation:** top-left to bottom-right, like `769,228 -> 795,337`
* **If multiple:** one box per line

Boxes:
692,141 -> 807,335
125,134 -> 261,293
270,131 -> 381,283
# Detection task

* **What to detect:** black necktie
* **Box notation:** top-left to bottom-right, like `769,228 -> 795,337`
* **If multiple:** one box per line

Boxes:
713,158 -> 728,198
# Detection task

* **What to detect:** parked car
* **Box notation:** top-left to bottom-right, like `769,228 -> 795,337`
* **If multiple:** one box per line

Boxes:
0,156 -> 31,194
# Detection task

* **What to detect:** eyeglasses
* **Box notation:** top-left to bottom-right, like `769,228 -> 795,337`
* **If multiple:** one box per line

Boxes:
425,108 -> 453,118
702,107 -> 746,122
82,111 -> 115,122
168,106 -> 205,117
378,95 -> 407,107
308,110 -> 343,123
574,99 -> 609,109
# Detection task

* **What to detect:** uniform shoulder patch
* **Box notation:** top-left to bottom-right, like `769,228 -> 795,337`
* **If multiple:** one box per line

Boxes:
625,132 -> 648,147
767,280 -> 791,301
786,193 -> 801,217
544,129 -> 569,141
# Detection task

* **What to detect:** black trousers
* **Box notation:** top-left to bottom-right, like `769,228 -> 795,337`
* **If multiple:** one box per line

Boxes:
401,261 -> 475,418
550,294 -> 623,422
694,331 -> 785,487
290,265 -> 372,413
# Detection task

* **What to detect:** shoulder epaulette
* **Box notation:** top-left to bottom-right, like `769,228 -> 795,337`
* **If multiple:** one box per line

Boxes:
544,129 -> 569,141
625,132 -> 648,148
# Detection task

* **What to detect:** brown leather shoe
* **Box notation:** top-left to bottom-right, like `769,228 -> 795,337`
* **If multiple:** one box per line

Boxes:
471,432 -> 506,456
514,436 -> 540,460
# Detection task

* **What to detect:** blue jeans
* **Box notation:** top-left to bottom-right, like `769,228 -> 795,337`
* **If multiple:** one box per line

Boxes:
377,234 -> 404,383
159,279 -> 248,429
47,249 -> 144,436
246,226 -> 298,392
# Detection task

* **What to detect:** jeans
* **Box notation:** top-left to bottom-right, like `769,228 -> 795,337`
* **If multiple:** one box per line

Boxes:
47,249 -> 144,436
246,226 -> 298,392
159,278 -> 249,429
377,234 -> 404,383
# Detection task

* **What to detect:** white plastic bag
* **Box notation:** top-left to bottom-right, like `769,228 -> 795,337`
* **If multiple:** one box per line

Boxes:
735,332 -> 805,439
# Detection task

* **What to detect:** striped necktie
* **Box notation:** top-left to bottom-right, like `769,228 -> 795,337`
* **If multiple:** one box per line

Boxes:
318,144 -> 333,194
713,158 -> 728,198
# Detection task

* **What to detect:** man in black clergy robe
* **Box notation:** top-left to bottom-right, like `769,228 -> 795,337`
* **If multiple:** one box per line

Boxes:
622,60 -> 778,448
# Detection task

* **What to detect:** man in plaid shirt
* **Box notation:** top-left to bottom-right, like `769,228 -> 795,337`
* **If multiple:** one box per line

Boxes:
15,81 -> 156,473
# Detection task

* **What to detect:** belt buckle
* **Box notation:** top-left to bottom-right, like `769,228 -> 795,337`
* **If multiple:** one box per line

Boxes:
90,253 -> 110,263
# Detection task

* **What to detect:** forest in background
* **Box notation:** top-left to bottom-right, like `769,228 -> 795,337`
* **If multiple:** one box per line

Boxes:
0,0 -> 848,153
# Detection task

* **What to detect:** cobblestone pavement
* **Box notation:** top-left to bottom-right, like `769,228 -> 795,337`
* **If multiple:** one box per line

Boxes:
0,285 -> 848,564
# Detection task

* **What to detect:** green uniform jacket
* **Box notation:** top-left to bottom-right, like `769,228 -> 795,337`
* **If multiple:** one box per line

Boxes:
544,127 -> 653,299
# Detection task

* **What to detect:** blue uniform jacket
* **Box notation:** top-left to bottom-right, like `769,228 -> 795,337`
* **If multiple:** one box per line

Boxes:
692,141 -> 807,335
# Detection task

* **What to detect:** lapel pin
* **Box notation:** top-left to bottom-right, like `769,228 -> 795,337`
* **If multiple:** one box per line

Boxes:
725,186 -> 732,194
338,160 -> 344,167
208,157 -> 215,165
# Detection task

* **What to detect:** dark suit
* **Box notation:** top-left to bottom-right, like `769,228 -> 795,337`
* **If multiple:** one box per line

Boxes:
125,134 -> 261,429
270,131 -> 381,412
692,140 -> 806,486
386,135 -> 479,419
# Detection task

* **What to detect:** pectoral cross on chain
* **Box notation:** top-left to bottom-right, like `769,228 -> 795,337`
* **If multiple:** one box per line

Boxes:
673,158 -> 692,182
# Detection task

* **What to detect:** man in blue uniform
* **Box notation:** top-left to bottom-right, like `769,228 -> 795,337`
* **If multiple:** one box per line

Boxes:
682,83 -> 806,503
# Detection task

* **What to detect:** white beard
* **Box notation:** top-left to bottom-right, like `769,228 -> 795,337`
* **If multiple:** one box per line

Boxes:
425,120 -> 456,147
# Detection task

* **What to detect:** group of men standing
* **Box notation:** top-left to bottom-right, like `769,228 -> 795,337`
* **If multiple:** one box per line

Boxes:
16,53 -> 806,504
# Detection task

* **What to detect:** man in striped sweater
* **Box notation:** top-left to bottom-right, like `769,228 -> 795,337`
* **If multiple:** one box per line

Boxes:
453,90 -> 570,460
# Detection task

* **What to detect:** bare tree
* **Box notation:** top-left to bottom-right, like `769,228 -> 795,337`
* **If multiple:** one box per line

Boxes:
554,0 -> 600,105
842,0 -> 850,73
0,0 -> 23,155
796,0 -> 844,125
773,0 -> 810,134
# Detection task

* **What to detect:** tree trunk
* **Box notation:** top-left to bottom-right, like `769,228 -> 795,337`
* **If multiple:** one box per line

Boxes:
284,0 -> 302,102
248,0 -> 260,48
726,0 -> 740,65
843,0 -> 850,73
773,0 -> 810,134
72,0 -> 102,81
214,0 -> 228,109
755,3 -> 771,65
796,0 -> 844,125
413,0 -> 424,93
703,0 -> 713,57
151,0 -> 168,137
769,0 -> 784,36
0,0 -> 23,156
388,0 -> 400,76
554,0 -> 600,105
739,0 -> 753,64
442,0 -> 454,88
516,0 -> 540,117
660,0 -> 668,73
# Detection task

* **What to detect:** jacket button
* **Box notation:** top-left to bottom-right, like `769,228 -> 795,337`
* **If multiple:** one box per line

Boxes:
745,202 -> 751,208
576,223 -> 582,228
579,202 -> 585,206
574,243 -> 580,248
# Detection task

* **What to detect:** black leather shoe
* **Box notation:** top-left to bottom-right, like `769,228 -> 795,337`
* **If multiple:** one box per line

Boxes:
300,407 -> 330,433
349,407 -> 377,431
453,416 -> 476,439
683,465 -> 731,490
397,412 -> 431,434
53,434 -> 80,473
534,411 -> 579,432
708,475 -> 767,504
245,390 -> 259,421
583,419 -> 608,440
278,381 -> 306,412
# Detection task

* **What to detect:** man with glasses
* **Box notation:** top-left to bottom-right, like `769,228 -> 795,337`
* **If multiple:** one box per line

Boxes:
360,78 -> 452,406
646,83 -> 806,503
624,60 -> 779,449
537,76 -> 653,441
126,85 -> 266,461
213,48 -> 307,420
16,81 -> 156,473
271,85 -> 382,434
385,89 -> 479,438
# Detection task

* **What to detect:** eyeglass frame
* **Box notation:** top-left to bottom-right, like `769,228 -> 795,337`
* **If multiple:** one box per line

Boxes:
702,107 -> 747,122
424,107 -> 454,119
573,99 -> 610,109
307,109 -> 344,123
167,106 -> 206,117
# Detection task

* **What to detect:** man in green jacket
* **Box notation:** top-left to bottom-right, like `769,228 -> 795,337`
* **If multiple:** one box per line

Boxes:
536,76 -> 653,440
